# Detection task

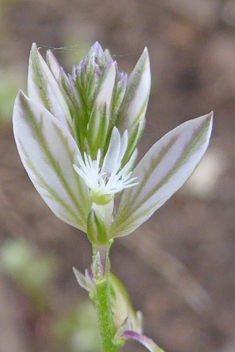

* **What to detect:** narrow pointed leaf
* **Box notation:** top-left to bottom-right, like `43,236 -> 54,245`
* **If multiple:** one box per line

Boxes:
13,91 -> 91,231
111,113 -> 213,237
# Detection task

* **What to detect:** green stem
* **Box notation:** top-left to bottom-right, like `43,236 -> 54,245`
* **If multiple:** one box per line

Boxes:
94,273 -> 119,352
92,243 -> 119,352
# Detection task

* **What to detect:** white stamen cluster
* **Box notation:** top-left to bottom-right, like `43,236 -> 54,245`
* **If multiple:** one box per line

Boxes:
73,128 -> 138,197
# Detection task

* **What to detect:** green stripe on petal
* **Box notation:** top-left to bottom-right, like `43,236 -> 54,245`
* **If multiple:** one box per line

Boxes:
111,112 -> 213,237
19,141 -> 84,227
117,47 -> 151,132
13,91 -> 91,231
28,43 -> 73,133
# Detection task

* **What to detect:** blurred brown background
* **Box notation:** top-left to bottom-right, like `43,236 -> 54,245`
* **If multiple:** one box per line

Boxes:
0,0 -> 235,351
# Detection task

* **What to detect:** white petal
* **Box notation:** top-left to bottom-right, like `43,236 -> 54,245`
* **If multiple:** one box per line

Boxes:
13,91 -> 91,230
102,127 -> 122,176
96,61 -> 116,120
46,49 -> 61,80
111,112 -> 213,237
119,47 -> 151,131
28,43 -> 72,132
119,130 -> 129,163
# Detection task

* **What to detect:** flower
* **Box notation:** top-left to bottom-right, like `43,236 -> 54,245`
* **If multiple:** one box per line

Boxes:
73,127 -> 138,205
13,42 -> 213,243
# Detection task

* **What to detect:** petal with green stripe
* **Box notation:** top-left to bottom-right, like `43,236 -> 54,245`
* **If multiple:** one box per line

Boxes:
13,91 -> 91,231
111,112 -> 213,237
118,47 -> 151,132
28,43 -> 73,132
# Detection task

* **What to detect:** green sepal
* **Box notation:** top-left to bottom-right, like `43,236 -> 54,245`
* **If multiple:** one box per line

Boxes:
87,209 -> 109,245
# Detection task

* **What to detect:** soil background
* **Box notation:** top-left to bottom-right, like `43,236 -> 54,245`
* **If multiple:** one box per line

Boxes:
0,1 -> 235,352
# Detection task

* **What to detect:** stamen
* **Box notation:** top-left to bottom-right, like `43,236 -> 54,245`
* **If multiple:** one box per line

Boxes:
73,149 -> 138,196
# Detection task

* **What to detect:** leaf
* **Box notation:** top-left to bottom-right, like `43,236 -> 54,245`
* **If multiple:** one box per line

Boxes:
13,91 -> 91,231
111,112 -> 213,237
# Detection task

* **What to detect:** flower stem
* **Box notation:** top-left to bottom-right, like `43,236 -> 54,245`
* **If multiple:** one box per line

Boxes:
92,242 -> 119,352
94,273 -> 119,352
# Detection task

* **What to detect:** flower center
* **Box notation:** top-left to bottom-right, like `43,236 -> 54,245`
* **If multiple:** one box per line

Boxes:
73,149 -> 138,205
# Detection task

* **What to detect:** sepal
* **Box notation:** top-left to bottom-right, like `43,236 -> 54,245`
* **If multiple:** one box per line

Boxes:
87,209 -> 110,245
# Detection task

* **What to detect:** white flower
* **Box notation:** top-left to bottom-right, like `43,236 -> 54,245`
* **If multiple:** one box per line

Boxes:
12,42 -> 213,241
73,128 -> 138,205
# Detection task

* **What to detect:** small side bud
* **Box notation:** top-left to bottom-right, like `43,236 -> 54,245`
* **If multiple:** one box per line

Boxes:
84,42 -> 106,74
